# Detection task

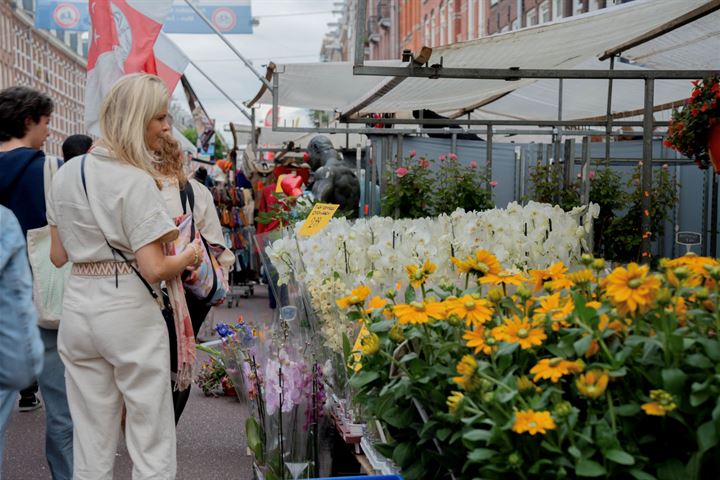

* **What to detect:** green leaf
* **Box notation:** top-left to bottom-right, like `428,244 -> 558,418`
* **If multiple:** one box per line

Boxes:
615,404 -> 641,416
568,446 -> 582,459
541,440 -> 562,454
399,352 -> 419,364
605,449 -> 635,465
467,448 -> 497,463
685,353 -> 713,369
245,416 -> 264,463
462,429 -> 491,442
342,333 -> 351,365
700,338 -> 720,361
404,286 -> 416,304
349,371 -> 379,389
657,459 -> 686,480
698,420 -> 719,453
369,320 -> 394,333
496,341 -> 519,356
576,459 -> 607,477
629,470 -> 657,480
662,368 -> 687,394
392,442 -> 414,467
574,335 -> 594,357
436,428 -> 452,441
686,452 -> 703,480
691,391 -> 710,407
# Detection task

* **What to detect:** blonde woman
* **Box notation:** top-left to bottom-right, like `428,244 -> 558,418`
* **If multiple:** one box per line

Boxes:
155,134 -> 233,424
47,74 -> 201,479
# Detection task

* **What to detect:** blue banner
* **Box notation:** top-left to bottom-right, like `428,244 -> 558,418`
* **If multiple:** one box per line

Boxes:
34,1 -> 253,34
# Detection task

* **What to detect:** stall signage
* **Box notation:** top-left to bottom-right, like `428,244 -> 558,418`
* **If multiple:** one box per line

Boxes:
298,203 -> 339,237
676,231 -> 702,246
35,0 -> 253,34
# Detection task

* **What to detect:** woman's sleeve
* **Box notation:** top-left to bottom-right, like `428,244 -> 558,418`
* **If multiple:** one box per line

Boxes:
191,180 -> 234,268
122,174 -> 179,252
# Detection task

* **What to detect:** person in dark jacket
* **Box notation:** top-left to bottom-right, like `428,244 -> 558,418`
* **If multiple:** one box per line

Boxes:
0,86 -> 74,480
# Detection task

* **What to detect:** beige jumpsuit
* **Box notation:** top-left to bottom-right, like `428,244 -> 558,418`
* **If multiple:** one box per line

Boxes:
47,148 -> 178,480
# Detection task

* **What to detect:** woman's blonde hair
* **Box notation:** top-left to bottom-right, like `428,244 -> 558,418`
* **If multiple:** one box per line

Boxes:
156,133 -> 188,186
98,73 -> 168,181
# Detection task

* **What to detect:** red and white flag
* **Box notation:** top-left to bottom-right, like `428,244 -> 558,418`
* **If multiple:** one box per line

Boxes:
85,0 -> 189,134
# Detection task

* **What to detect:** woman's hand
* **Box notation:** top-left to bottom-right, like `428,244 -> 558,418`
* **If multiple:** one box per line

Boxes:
184,237 -> 203,271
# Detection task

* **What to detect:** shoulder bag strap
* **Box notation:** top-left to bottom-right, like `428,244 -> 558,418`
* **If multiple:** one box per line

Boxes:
80,155 -> 161,303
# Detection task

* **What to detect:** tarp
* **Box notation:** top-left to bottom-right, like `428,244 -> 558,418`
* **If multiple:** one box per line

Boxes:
251,0 -> 719,119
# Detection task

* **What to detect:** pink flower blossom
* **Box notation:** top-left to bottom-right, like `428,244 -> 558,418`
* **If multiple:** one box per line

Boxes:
419,159 -> 430,169
449,153 -> 458,161
662,163 -> 669,170
490,180 -> 498,188
577,173 -> 582,179
588,170 -> 596,180
409,149 -> 417,158
438,155 -> 447,162
469,160 -> 478,169
395,167 -> 409,178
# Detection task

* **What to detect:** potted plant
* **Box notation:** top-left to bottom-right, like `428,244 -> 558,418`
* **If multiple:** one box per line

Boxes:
665,76 -> 720,171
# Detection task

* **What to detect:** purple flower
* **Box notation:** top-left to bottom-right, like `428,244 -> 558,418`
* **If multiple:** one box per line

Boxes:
215,323 -> 232,338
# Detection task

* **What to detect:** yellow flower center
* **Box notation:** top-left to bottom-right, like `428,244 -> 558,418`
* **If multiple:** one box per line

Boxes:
528,421 -> 537,428
350,295 -> 361,304
476,262 -> 489,274
517,328 -> 529,339
411,302 -> 426,311
628,278 -> 643,289
414,271 -> 424,280
486,337 -> 496,345
586,385 -> 597,393
464,301 -> 476,309
549,358 -> 563,367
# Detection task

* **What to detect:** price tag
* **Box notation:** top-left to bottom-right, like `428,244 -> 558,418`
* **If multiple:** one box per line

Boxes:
676,231 -> 701,246
298,203 -> 339,237
275,174 -> 286,193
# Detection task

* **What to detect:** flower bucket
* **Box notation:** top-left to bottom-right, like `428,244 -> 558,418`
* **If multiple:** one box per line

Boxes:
709,120 -> 720,173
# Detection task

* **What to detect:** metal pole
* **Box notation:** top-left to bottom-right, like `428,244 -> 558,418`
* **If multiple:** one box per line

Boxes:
712,172 -> 718,257
187,58 -> 253,122
486,125 -> 493,193
451,133 -> 457,155
640,78 -> 654,264
702,170 -> 709,256
605,56 -> 616,166
272,72 -> 279,129
563,139 -> 574,189
581,137 -> 591,206
183,0 -> 273,92
354,0 -> 368,67
250,108 -> 257,158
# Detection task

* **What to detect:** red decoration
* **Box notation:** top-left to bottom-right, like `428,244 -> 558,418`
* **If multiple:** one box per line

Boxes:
281,175 -> 304,197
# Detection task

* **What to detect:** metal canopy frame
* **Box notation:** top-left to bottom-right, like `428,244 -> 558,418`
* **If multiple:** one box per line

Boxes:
253,0 -> 720,263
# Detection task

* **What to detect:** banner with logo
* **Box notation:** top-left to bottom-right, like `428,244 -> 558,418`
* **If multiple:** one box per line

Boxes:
35,0 -> 253,34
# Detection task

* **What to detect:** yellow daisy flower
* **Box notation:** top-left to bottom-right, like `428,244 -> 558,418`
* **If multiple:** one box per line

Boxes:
451,249 -> 502,278
336,285 -> 372,309
361,333 -> 380,356
512,409 -> 556,435
446,391 -> 464,415
452,355 -> 479,391
641,389 -> 677,416
479,271 -> 527,287
446,295 -> 494,327
463,326 -> 497,355
393,300 -> 446,325
530,358 -> 584,383
576,370 -> 609,399
567,269 -> 595,286
533,293 -> 574,331
528,262 -> 568,292
492,316 -> 547,350
364,296 -> 389,314
604,263 -> 661,314
406,259 -> 437,288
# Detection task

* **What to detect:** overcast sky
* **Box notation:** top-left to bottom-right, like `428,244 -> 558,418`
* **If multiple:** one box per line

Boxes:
169,0 -> 338,131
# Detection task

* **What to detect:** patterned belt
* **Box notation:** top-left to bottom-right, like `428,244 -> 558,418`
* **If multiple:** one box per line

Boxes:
72,261 -> 138,277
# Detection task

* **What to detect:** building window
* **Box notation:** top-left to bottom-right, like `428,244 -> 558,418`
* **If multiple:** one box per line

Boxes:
553,0 -> 563,19
526,9 -> 537,26
539,1 -> 551,23
574,0 -> 585,15
440,3 -> 446,45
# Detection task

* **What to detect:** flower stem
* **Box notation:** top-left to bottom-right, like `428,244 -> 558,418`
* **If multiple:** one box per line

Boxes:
607,390 -> 617,434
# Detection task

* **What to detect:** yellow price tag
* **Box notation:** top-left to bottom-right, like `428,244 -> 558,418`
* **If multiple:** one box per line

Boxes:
298,203 -> 339,237
275,174 -> 286,193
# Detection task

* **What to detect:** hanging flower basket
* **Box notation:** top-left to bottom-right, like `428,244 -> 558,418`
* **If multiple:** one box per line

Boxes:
664,76 -> 720,172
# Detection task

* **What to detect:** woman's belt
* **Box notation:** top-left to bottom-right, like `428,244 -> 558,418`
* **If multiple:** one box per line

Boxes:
72,261 -> 138,277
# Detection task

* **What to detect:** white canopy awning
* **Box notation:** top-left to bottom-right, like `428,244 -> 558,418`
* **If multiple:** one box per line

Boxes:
251,0 -> 719,120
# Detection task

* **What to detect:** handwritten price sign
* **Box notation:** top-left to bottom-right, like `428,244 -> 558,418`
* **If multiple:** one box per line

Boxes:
298,203 -> 339,237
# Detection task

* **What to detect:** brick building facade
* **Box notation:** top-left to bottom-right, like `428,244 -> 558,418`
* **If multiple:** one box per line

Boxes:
0,1 -> 87,157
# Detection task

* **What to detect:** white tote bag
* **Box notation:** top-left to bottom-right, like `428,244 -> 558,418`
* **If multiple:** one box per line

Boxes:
26,156 -> 70,329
